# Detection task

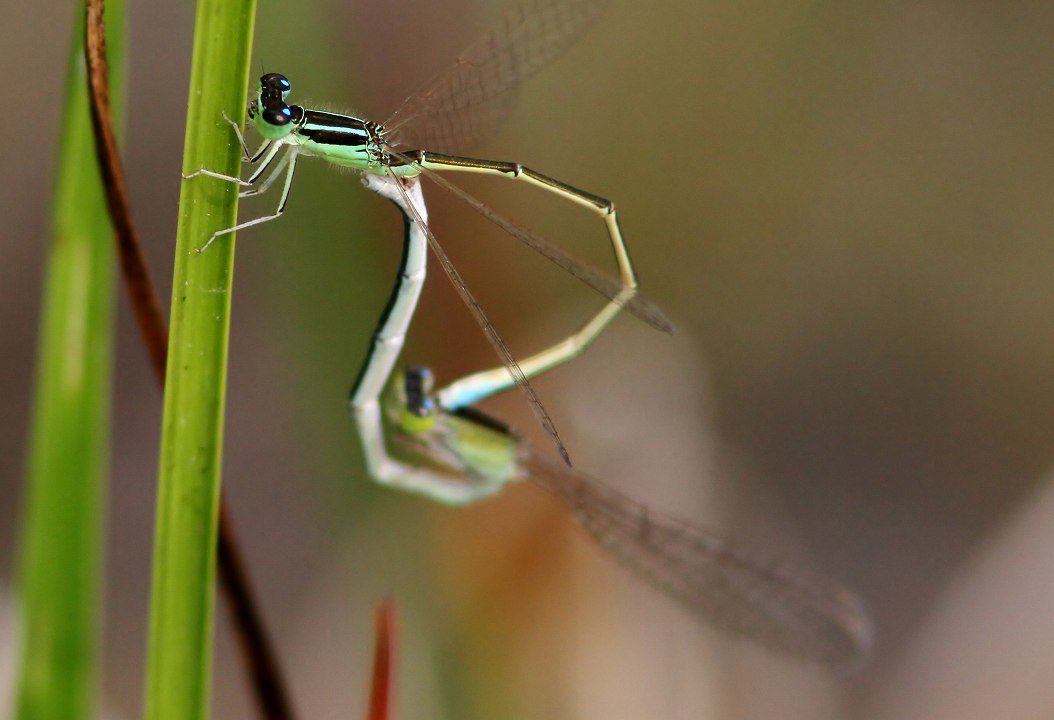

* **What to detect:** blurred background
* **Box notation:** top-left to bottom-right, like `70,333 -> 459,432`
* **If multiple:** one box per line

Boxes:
4,0 -> 1054,718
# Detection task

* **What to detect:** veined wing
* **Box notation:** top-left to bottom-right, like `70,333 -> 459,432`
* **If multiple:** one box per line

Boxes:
384,0 -> 608,152
525,454 -> 874,668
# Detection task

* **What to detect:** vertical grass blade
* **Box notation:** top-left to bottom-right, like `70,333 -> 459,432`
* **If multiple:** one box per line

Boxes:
13,1 -> 125,718
143,0 -> 256,718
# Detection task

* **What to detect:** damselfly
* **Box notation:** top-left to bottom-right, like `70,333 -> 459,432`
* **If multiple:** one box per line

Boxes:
185,0 -> 672,465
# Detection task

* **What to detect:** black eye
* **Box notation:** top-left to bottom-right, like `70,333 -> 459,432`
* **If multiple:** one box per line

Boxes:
262,105 -> 293,126
260,72 -> 290,93
411,397 -> 435,418
403,365 -> 435,417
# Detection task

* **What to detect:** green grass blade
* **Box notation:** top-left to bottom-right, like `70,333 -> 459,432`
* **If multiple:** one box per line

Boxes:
13,1 -> 126,718
143,0 -> 257,718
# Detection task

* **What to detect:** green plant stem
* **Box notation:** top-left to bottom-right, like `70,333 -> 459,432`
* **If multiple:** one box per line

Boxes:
13,1 -> 125,718
143,0 -> 257,717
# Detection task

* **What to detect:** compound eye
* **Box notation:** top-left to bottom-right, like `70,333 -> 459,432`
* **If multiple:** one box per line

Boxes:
403,365 -> 436,417
411,397 -> 435,418
260,73 -> 291,94
262,105 -> 293,126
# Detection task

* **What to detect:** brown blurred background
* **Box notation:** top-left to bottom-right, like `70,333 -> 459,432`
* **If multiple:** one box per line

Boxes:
4,0 -> 1054,718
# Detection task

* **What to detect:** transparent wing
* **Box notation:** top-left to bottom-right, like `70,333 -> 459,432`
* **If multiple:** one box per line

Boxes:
384,0 -> 608,152
524,455 -> 874,668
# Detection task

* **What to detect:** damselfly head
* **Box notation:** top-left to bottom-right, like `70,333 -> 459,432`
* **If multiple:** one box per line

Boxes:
252,73 -> 302,140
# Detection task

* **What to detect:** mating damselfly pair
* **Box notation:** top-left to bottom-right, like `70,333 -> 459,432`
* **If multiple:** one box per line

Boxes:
185,0 -> 872,667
